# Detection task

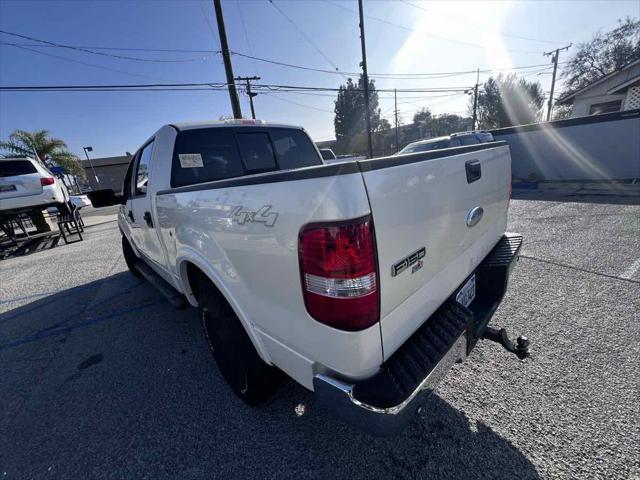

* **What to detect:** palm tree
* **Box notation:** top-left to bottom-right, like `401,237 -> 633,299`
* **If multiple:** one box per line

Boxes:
0,129 -> 85,177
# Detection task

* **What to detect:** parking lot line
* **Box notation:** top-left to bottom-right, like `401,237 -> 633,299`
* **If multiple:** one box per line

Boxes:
520,254 -> 640,285
620,257 -> 640,280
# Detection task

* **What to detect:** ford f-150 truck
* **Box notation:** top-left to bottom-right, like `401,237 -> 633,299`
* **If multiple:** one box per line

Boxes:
89,119 -> 528,436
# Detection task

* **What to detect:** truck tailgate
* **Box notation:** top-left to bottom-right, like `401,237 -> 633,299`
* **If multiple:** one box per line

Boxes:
358,142 -> 511,359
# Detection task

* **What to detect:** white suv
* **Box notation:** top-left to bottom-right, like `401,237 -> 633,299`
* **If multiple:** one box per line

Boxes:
0,157 -> 69,215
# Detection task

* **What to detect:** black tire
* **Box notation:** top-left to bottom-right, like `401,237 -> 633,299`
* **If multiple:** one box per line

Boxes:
122,236 -> 142,278
198,279 -> 284,405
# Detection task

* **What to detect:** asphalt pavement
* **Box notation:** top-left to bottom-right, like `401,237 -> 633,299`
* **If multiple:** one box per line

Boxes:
1,196 -> 638,480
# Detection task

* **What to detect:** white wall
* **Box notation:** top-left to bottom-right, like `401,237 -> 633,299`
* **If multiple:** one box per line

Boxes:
492,110 -> 640,181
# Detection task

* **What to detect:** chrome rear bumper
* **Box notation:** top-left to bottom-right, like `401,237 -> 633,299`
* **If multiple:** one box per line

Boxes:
314,334 -> 467,436
313,233 -> 523,437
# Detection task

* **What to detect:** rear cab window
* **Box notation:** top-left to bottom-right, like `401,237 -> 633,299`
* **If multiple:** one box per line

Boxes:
171,126 -> 322,188
0,160 -> 37,177
457,135 -> 480,146
236,132 -> 276,173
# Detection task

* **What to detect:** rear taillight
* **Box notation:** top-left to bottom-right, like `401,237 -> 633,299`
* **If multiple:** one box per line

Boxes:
298,216 -> 379,331
40,177 -> 55,186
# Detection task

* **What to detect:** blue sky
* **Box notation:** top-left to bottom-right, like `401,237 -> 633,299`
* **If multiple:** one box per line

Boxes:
0,0 -> 638,158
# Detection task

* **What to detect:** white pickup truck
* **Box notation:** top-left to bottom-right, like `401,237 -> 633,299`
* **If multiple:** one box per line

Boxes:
89,119 -> 527,436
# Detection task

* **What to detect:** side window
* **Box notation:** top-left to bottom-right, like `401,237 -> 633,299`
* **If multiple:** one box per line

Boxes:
236,132 -> 276,173
135,141 -> 154,196
588,100 -> 622,115
449,138 -> 462,147
270,128 -> 322,170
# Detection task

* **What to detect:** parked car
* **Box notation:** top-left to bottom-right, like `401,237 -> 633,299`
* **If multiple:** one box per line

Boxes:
88,119 -> 525,436
398,131 -> 494,155
319,148 -> 337,161
0,157 -> 70,215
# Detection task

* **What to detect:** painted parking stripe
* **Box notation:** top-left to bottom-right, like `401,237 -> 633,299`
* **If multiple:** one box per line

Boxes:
620,258 -> 640,280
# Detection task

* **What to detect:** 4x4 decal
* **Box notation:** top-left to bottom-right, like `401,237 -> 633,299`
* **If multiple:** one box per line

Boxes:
231,205 -> 279,227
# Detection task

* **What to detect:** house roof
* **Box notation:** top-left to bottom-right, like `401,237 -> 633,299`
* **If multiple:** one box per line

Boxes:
607,75 -> 640,94
557,58 -> 640,105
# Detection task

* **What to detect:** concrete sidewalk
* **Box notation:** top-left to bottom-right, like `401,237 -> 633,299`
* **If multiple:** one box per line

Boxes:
80,205 -> 119,227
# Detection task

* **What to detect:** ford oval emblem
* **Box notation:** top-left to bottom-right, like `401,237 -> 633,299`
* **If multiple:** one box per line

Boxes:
466,207 -> 484,228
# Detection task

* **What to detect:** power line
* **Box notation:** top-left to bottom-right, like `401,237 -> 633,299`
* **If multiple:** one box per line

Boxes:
197,0 -> 220,47
0,43 -> 218,53
399,0 -> 569,45
1,42 -> 179,83
0,29 -> 207,63
262,92 -> 334,113
322,0 -> 546,55
267,0 -> 345,75
231,49 -> 565,78
0,81 -> 474,93
1,39 -> 567,79
235,0 -> 259,74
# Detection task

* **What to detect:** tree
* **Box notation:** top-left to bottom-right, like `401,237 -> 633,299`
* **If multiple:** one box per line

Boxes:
412,108 -> 432,124
334,74 -> 385,150
472,74 -> 545,129
560,17 -> 640,97
429,114 -> 472,136
0,129 -> 85,177
552,104 -> 573,120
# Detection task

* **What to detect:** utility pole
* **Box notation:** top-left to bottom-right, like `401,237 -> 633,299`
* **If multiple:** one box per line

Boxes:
358,0 -> 373,159
471,68 -> 480,130
236,76 -> 260,119
213,0 -> 242,119
394,88 -> 399,153
544,44 -> 571,121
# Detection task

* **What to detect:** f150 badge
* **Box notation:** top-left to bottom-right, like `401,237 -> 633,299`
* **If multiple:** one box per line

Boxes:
392,247 -> 426,277
232,205 -> 279,227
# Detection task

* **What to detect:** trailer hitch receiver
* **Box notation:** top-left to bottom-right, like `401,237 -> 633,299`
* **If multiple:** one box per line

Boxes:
481,326 -> 530,359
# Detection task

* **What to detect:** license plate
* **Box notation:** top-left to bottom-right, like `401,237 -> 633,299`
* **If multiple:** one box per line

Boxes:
0,185 -> 16,192
456,274 -> 476,308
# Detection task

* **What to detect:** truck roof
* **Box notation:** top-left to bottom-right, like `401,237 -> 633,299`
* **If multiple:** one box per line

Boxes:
169,120 -> 305,131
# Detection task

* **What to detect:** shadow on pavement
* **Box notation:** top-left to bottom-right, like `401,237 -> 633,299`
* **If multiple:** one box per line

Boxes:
0,272 -> 540,479
512,189 -> 640,205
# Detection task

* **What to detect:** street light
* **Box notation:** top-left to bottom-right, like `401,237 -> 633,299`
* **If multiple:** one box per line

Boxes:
82,146 -> 101,189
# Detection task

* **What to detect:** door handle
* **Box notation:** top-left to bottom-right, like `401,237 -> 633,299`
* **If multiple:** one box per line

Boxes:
465,159 -> 481,184
127,210 -> 135,222
143,211 -> 154,228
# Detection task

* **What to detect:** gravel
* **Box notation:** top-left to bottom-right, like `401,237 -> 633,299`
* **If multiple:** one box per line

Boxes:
1,196 -> 638,480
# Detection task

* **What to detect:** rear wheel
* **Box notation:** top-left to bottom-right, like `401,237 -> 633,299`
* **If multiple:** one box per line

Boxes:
197,279 -> 284,405
121,236 -> 142,278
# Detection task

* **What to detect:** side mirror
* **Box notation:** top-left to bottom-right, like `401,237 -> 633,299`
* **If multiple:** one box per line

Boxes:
87,189 -> 125,208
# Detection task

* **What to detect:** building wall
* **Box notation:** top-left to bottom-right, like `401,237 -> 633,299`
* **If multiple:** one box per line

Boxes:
572,93 -> 626,117
81,155 -> 131,192
491,109 -> 640,181
569,62 -> 640,118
